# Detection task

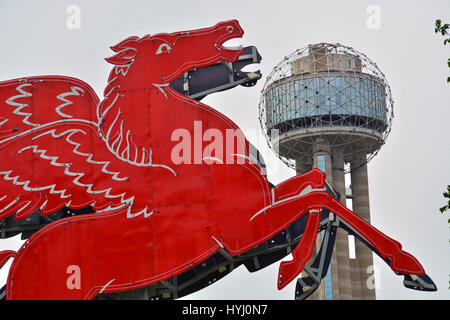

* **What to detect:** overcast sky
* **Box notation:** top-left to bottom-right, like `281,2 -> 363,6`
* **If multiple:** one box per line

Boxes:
0,0 -> 449,300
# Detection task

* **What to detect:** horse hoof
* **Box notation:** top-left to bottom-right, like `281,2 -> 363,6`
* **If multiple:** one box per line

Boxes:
403,274 -> 437,292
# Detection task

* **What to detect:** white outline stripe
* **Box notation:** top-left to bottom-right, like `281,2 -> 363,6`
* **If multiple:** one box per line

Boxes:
212,236 -> 224,248
55,86 -> 85,118
99,279 -> 115,294
6,83 -> 38,127
249,186 -> 326,221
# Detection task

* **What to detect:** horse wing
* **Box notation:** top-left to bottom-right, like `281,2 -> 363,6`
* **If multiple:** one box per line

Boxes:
0,76 -> 100,140
0,120 -> 160,221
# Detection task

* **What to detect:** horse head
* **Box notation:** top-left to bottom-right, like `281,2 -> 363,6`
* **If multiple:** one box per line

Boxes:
104,19 -> 244,89
98,20 -> 245,166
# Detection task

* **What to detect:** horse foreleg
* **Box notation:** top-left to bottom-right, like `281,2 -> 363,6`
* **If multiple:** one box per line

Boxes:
277,210 -> 321,290
322,194 -> 425,275
319,193 -> 437,291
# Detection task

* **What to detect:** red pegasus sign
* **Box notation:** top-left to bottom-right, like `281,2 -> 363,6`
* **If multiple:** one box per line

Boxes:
0,20 -> 436,299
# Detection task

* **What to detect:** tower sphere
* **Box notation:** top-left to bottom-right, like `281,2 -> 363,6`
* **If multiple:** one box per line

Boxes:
259,43 -> 394,172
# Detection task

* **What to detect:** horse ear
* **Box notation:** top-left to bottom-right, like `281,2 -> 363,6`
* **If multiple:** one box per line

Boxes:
105,48 -> 137,66
110,36 -> 139,52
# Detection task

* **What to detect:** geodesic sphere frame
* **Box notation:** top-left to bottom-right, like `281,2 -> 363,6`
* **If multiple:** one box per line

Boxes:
258,43 -> 394,172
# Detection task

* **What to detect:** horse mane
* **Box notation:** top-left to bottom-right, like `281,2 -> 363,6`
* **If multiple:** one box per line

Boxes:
97,34 -> 247,169
97,35 -> 154,166
104,36 -> 141,92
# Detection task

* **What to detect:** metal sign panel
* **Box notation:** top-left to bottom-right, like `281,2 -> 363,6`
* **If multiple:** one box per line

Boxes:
0,20 -> 436,299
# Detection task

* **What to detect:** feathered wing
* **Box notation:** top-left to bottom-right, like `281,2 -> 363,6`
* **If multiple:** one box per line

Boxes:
0,76 -> 100,140
0,76 -> 158,221
0,120 -> 157,221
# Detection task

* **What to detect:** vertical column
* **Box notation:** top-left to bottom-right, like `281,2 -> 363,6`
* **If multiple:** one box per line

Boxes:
350,257 -> 362,298
331,152 -> 353,300
350,155 -> 376,300
312,137 -> 333,182
295,156 -> 322,299
295,156 -> 311,175
309,138 -> 334,300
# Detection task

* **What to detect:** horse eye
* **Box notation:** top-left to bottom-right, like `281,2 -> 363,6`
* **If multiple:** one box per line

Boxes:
155,43 -> 172,55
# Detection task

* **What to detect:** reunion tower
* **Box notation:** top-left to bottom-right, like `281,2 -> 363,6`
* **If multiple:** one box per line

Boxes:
259,43 -> 394,300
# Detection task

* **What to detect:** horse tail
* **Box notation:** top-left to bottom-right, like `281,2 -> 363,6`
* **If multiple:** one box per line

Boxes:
0,250 -> 15,271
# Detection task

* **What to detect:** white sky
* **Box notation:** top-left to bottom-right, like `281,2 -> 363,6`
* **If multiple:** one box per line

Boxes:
0,0 -> 449,300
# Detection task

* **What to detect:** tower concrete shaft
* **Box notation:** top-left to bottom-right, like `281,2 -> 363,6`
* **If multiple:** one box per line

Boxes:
311,138 -> 333,300
331,152 -> 353,300
295,139 -> 375,300
350,157 -> 376,300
